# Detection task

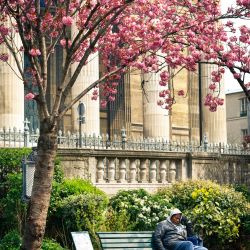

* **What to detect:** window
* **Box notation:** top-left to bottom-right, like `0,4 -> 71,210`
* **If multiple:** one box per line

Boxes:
240,98 -> 248,117
242,129 -> 248,138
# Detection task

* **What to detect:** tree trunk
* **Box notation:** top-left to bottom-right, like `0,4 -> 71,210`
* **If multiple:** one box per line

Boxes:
21,119 -> 58,250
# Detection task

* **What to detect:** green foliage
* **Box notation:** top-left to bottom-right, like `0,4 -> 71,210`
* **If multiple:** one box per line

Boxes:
53,158 -> 64,183
0,230 -> 21,250
110,189 -> 171,230
49,178 -> 106,216
0,148 -> 31,198
46,179 -> 108,249
0,231 -> 65,250
233,183 -> 250,201
0,173 -> 27,237
42,239 -> 66,250
103,207 -> 132,231
156,180 -> 249,248
57,193 -> 108,232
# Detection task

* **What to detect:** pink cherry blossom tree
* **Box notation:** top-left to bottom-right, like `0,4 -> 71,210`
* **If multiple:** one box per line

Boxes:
0,0 -> 250,249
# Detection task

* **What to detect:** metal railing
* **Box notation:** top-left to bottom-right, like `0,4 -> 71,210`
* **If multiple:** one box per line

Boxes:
0,126 -> 249,155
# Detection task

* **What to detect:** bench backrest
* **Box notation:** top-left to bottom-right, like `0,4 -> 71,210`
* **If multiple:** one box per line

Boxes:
97,231 -> 153,250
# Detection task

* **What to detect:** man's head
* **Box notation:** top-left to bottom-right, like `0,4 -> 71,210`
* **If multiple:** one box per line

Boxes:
169,208 -> 182,225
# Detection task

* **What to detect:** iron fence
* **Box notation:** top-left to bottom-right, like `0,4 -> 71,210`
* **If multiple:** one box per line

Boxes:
0,126 -> 249,155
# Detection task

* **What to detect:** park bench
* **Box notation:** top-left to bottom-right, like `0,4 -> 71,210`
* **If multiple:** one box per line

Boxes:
97,231 -> 154,250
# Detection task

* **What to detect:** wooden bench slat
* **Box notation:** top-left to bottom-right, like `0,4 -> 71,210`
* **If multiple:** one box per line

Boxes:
98,233 -> 153,238
97,231 -> 154,250
102,242 -> 152,248
100,238 -> 152,243
100,248 -> 152,250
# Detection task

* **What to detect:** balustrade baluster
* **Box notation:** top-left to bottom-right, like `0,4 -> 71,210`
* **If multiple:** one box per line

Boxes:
96,158 -> 105,183
139,159 -> 148,183
149,160 -> 157,183
129,159 -> 137,183
169,160 -> 176,183
159,160 -> 167,183
107,158 -> 116,183
118,159 -> 127,183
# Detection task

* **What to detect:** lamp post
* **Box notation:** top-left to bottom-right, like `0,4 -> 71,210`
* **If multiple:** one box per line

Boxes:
77,101 -> 86,148
22,148 -> 37,202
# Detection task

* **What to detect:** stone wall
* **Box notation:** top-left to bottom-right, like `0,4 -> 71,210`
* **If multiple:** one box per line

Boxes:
57,148 -> 250,195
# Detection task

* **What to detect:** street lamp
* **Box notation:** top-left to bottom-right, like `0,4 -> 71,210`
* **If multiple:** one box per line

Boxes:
22,148 -> 37,202
77,101 -> 86,148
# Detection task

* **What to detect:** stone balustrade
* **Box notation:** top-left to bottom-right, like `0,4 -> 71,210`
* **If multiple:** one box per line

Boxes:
57,148 -> 250,194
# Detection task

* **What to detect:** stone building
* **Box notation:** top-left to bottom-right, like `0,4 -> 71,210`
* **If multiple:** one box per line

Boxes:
226,90 -> 249,144
0,46 -> 227,144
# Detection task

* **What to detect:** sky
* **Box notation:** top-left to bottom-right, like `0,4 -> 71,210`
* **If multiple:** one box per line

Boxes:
221,0 -> 250,93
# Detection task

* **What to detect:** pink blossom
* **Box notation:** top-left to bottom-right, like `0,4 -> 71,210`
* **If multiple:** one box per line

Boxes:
233,73 -> 241,79
29,49 -> 41,56
177,90 -> 185,96
62,16 -> 73,26
25,92 -> 35,100
209,84 -> 217,91
100,100 -> 107,108
0,53 -> 9,62
60,39 -> 72,48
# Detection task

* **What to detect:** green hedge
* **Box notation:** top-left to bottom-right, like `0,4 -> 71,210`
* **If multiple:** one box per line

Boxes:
0,148 -> 31,198
109,189 -> 172,230
0,230 -> 65,250
156,180 -> 249,248
46,178 -> 109,249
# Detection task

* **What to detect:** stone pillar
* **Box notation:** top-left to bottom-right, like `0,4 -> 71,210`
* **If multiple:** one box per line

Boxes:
0,21 -> 24,129
200,64 -> 227,143
143,72 -> 170,139
71,26 -> 100,134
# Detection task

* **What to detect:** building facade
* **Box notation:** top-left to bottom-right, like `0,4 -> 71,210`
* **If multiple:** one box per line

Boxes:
0,48 -> 228,144
226,90 -> 249,144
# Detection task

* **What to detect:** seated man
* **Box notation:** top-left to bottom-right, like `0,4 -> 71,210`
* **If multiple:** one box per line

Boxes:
152,208 -> 208,250
181,215 -> 203,246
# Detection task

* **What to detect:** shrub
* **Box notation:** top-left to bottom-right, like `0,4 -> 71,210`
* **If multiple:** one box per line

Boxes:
110,189 -> 172,230
0,231 -> 65,250
42,239 -> 66,250
0,230 -> 21,250
103,207 -> 132,232
0,174 -> 27,237
46,179 -> 108,249
156,180 -> 249,248
0,148 -> 31,198
49,178 -> 106,216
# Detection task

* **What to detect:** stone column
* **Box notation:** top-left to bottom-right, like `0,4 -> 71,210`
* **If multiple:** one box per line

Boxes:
143,72 -> 170,139
0,21 -> 24,129
200,64 -> 227,143
71,26 -> 100,135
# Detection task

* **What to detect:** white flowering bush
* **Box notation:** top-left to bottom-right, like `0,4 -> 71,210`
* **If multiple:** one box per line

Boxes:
110,189 -> 171,230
